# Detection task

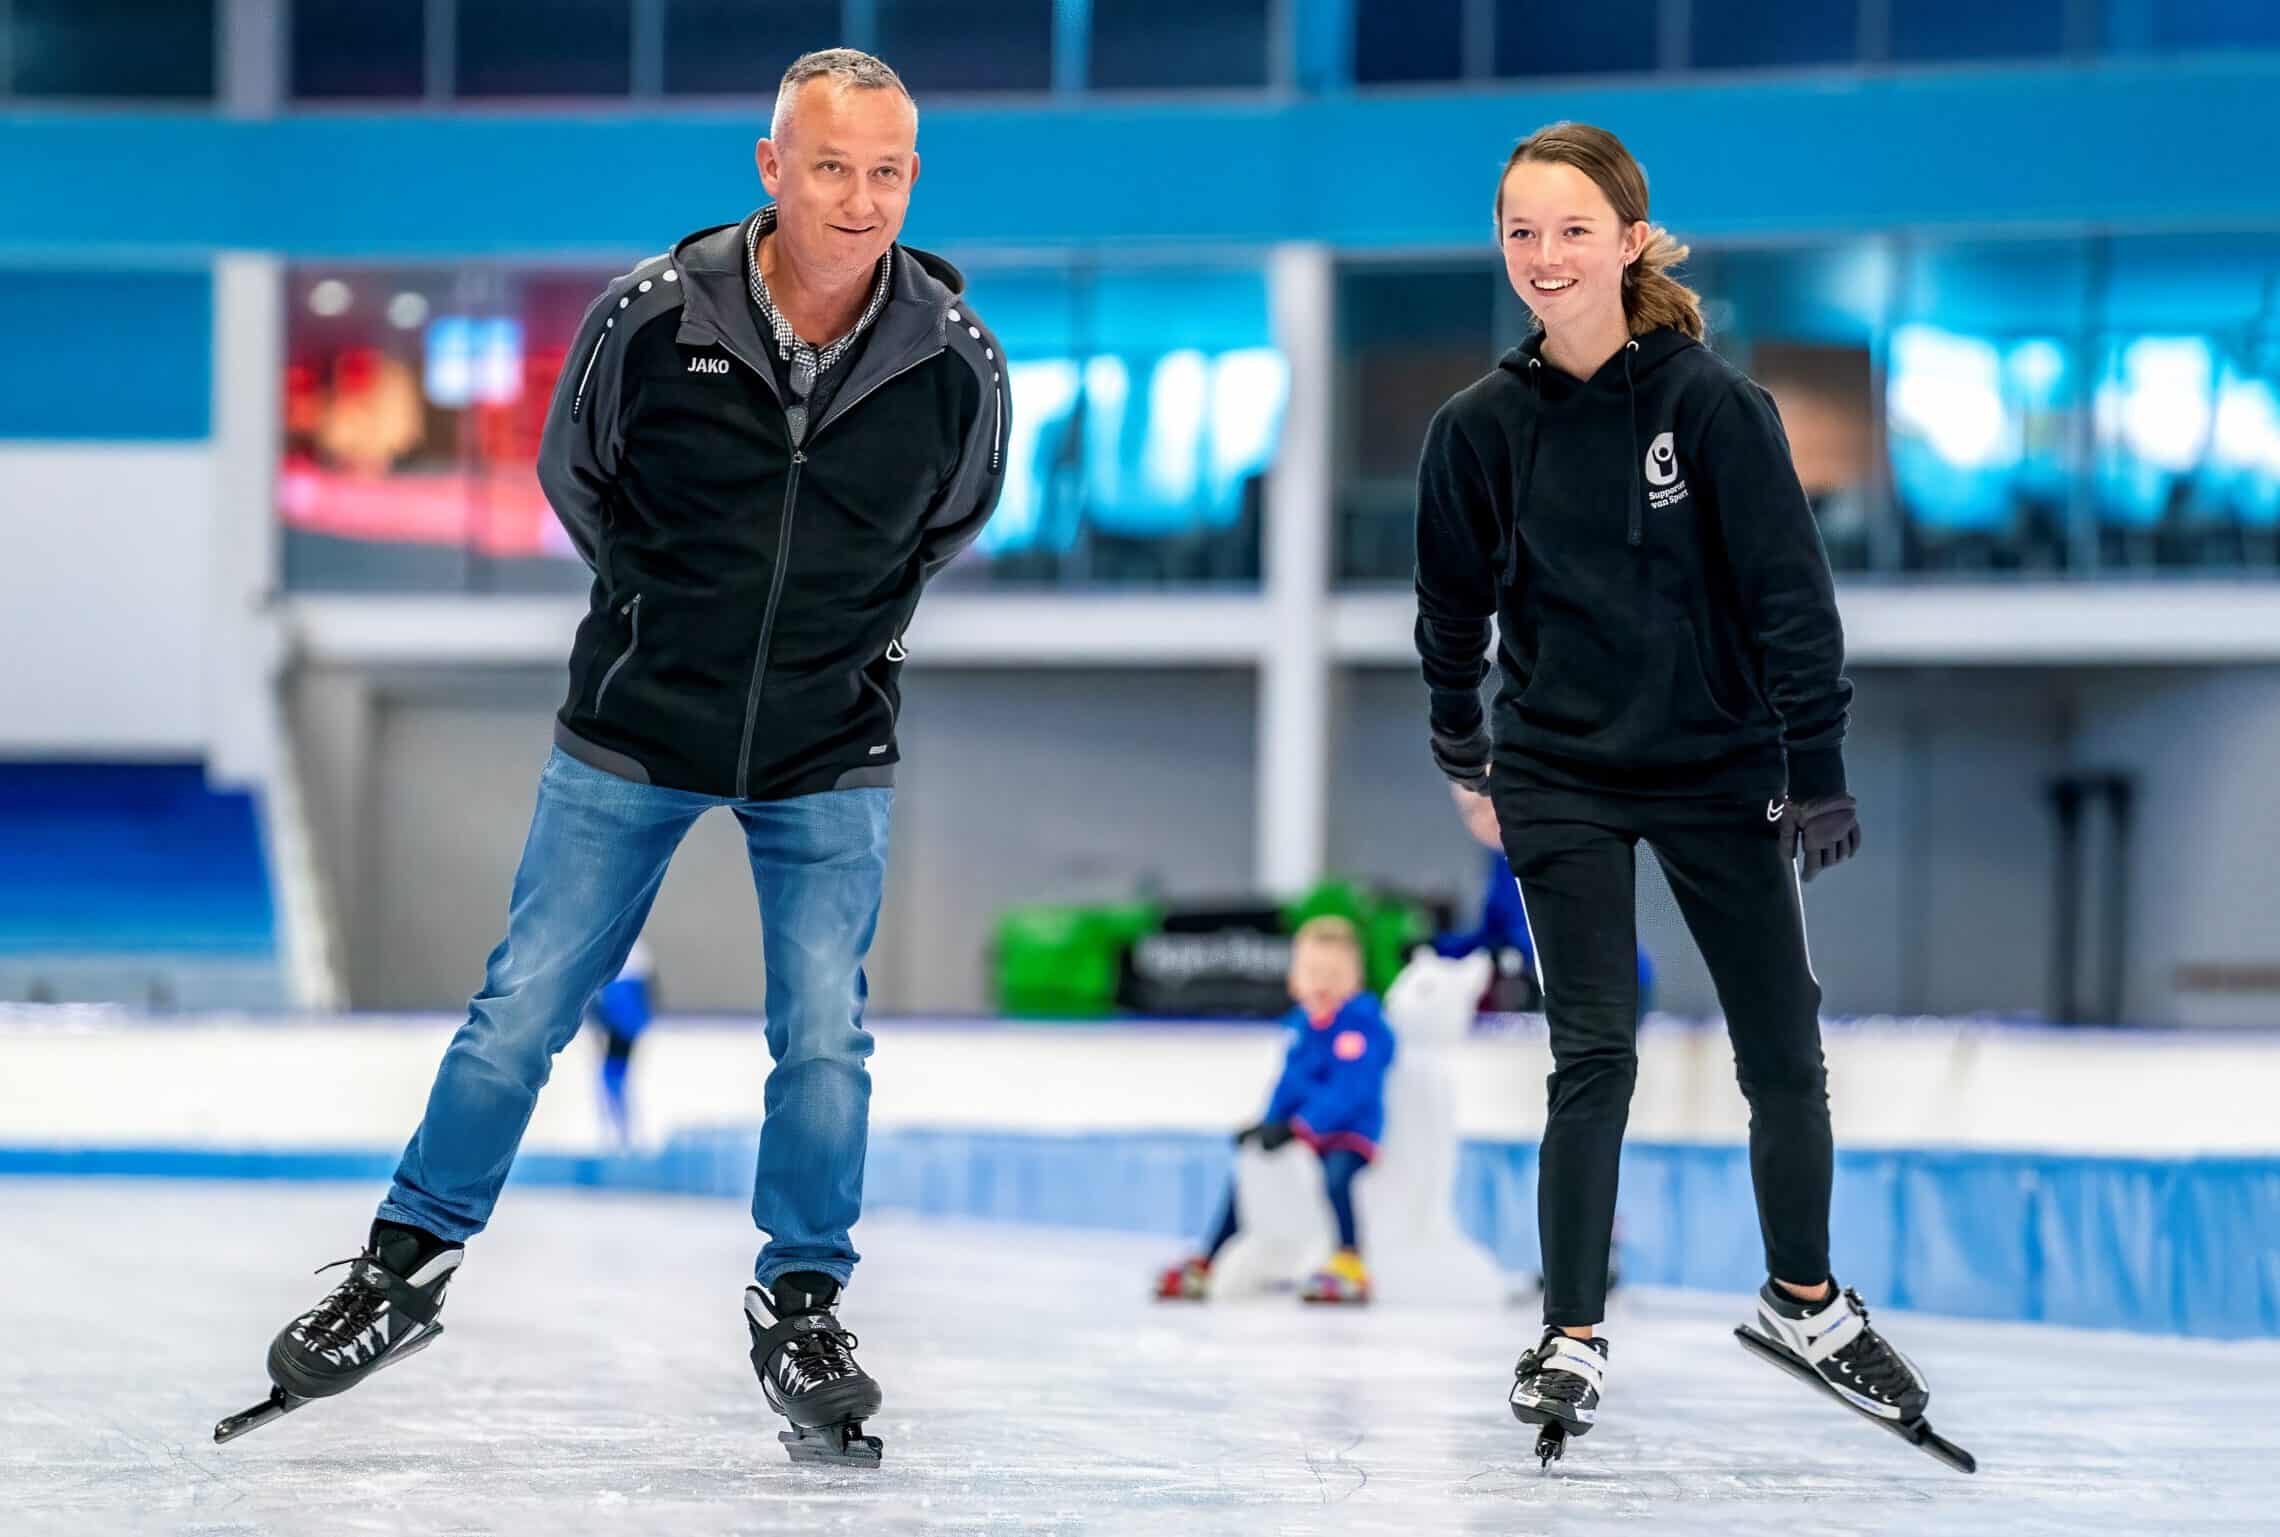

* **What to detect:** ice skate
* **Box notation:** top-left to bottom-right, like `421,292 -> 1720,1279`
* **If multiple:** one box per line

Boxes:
1509,1327 -> 1607,1467
746,1272 -> 884,1468
1299,1247 -> 1372,1304
1153,1255 -> 1211,1301
1735,1278 -> 1976,1474
215,1224 -> 461,1444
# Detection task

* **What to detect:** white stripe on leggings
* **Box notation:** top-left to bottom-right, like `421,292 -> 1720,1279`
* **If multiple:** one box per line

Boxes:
1789,853 -> 1821,987
1514,879 -> 1548,993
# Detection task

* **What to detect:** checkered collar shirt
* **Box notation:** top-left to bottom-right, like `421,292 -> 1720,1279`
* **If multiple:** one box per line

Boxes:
745,204 -> 894,376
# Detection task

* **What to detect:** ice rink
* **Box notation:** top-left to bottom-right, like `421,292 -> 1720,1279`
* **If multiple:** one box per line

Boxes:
6,1179 -> 2275,1536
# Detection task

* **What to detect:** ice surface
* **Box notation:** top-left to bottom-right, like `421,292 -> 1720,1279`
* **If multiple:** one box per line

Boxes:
5,1178 -> 2276,1535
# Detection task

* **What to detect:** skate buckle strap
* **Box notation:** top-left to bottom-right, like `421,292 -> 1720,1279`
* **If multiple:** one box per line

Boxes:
1792,1291 -> 1865,1364
1531,1336 -> 1606,1391
754,1310 -> 853,1363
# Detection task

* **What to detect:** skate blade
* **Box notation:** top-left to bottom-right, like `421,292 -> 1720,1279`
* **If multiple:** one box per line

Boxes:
780,1422 -> 884,1469
214,1322 -> 445,1445
215,1386 -> 305,1444
1733,1324 -> 1978,1475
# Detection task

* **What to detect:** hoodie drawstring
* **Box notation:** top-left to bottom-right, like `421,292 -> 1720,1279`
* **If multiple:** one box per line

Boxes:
1505,357 -> 1542,588
1622,339 -> 1643,548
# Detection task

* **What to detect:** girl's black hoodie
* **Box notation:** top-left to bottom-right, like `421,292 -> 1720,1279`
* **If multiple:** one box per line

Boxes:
1414,325 -> 1851,803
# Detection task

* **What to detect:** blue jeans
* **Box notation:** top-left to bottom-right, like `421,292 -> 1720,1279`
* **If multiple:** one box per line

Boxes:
378,748 -> 891,1287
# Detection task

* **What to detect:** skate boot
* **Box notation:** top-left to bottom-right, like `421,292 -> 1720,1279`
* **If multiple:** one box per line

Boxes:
746,1272 -> 884,1468
1153,1255 -> 1211,1301
216,1221 -> 462,1443
1300,1248 -> 1372,1305
1734,1278 -> 1975,1474
1509,1327 -> 1608,1467
1748,1279 -> 1927,1419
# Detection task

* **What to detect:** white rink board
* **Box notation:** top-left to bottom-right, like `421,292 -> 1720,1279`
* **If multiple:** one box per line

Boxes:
4,1010 -> 2278,1157
6,1179 -> 2278,1537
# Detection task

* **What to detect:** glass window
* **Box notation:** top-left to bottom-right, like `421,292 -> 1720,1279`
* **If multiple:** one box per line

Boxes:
663,0 -> 840,96
11,0 -> 215,98
876,0 -> 1053,94
1090,0 -> 1269,90
1691,0 -> 1856,70
1354,0 -> 1465,83
1890,0 -> 2069,62
280,258 -> 1283,592
1333,263 -> 1505,584
2090,234 -> 2280,569
456,0 -> 631,97
280,264 -> 612,593
955,261 -> 1283,586
1492,0 -> 1660,78
293,0 -> 426,100
1885,239 -> 2093,572
2106,0 -> 2280,54
1698,243 -> 1891,572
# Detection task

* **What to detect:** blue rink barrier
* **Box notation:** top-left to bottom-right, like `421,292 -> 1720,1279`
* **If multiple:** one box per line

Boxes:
4,1131 -> 2273,1339
656,1127 -> 2280,1340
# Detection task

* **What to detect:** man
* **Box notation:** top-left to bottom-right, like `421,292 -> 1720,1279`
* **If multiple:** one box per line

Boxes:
226,50 -> 1005,1468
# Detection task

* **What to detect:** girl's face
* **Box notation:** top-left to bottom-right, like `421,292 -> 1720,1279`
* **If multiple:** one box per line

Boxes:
1497,160 -> 1646,335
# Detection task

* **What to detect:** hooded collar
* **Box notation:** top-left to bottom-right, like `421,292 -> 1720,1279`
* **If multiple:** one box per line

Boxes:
1498,325 -> 1698,556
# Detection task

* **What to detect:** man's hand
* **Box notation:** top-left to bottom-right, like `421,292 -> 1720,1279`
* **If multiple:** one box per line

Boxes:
1779,794 -> 1862,883
1235,1120 -> 1297,1152
1450,781 -> 1501,849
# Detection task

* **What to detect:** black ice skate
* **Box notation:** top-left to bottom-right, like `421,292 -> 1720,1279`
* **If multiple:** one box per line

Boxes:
1734,1278 -> 1977,1475
1509,1328 -> 1608,1467
215,1224 -> 462,1443
746,1272 -> 884,1468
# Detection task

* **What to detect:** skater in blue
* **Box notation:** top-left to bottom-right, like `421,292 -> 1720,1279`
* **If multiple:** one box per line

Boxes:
584,939 -> 656,1148
1438,788 -> 1654,1020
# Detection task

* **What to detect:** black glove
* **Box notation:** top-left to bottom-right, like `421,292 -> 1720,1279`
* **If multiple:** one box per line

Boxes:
1235,1120 -> 1297,1152
1431,728 -> 1492,792
1779,794 -> 1861,883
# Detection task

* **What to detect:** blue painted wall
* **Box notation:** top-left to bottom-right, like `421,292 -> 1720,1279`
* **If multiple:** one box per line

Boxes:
0,269 -> 211,438
5,60 -> 2280,259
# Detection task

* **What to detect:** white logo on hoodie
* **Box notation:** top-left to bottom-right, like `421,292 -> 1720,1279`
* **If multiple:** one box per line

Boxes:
1644,432 -> 1679,486
1645,430 -> 1691,509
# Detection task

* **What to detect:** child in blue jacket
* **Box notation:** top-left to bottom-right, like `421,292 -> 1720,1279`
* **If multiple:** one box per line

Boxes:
1155,916 -> 1396,1304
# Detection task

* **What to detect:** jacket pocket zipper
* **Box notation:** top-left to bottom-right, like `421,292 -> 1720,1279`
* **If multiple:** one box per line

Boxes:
595,594 -> 642,711
860,647 -> 902,733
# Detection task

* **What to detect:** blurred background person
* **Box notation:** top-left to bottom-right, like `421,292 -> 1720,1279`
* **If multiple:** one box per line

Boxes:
584,936 -> 656,1149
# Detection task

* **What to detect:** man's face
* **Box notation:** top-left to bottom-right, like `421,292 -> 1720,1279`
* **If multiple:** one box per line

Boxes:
1288,939 -> 1363,1019
755,80 -> 919,284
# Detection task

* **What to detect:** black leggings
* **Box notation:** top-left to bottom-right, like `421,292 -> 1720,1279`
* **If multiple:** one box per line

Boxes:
1495,780 -> 1832,1327
1205,1147 -> 1369,1257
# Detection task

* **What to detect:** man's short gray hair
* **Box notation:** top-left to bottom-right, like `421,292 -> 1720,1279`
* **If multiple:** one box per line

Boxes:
771,49 -> 916,141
